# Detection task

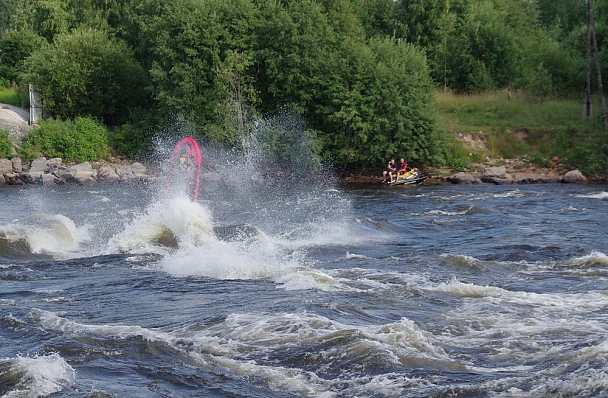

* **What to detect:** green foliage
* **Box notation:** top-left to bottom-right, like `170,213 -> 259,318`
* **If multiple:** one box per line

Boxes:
2,0 -> 607,174
0,87 -> 19,106
256,1 -> 436,168
0,0 -> 19,33
442,134 -> 472,171
137,0 -> 260,140
14,0 -> 73,42
0,85 -> 29,108
109,109 -> 163,160
448,157 -> 471,171
571,130 -> 608,175
20,116 -> 110,163
485,130 -> 528,159
0,29 -> 46,83
526,152 -> 552,168
0,129 -> 13,158
20,28 -> 149,125
249,110 -> 323,175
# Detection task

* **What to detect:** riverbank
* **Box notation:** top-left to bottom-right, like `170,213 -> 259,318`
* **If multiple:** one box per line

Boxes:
339,157 -> 601,185
0,156 -> 154,186
0,154 -> 600,188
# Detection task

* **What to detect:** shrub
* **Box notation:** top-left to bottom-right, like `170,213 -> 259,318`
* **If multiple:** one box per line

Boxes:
20,116 -> 110,163
20,28 -> 149,125
0,129 -> 13,158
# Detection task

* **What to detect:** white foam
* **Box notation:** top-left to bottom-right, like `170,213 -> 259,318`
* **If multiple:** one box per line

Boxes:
344,252 -> 369,260
567,250 -> 608,267
429,279 -> 608,311
106,195 -> 216,254
0,214 -> 90,259
26,307 -> 462,397
575,191 -> 608,199
3,353 -> 75,397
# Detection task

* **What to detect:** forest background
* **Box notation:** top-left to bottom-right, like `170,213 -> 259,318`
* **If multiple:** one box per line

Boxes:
0,0 -> 607,177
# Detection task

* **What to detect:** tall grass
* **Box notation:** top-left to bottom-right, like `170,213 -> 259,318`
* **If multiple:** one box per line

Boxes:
436,89 -> 595,133
435,89 -> 600,167
0,86 -> 29,108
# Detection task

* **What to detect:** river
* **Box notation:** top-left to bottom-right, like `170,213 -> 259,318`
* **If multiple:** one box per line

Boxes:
1,176 -> 607,397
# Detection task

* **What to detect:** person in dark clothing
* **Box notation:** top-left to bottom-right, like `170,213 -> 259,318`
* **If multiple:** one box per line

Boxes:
382,159 -> 396,183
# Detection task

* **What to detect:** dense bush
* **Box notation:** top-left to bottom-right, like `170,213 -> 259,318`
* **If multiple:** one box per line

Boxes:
20,28 -> 149,125
0,29 -> 46,83
20,116 -> 110,163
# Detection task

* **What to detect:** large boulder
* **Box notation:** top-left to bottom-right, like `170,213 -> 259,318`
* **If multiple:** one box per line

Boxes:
481,165 -> 513,184
60,162 -> 97,185
539,175 -> 562,184
20,171 -> 43,184
448,172 -> 481,184
97,166 -> 120,183
562,169 -> 587,184
12,158 -> 22,172
0,158 -> 12,175
29,157 -> 49,173
39,173 -> 57,185
116,162 -> 147,181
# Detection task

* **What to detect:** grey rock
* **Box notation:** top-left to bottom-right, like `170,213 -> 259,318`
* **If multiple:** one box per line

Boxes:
562,169 -> 587,184
0,158 -> 12,175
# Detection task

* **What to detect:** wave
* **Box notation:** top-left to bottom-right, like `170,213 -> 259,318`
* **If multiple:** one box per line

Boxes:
566,250 -> 608,268
440,254 -> 486,270
105,195 -> 216,254
27,308 -> 461,397
575,191 -> 608,200
0,353 -> 75,397
411,205 -> 490,217
101,193 -> 379,290
0,214 -> 90,260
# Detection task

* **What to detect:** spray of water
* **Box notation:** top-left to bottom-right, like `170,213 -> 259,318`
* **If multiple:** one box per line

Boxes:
102,110 -> 359,288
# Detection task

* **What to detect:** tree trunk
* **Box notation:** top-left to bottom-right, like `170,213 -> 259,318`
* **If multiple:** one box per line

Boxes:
590,0 -> 608,126
586,0 -> 592,117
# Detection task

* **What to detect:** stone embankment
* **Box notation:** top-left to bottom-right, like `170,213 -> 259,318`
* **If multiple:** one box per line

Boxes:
342,163 -> 592,185
0,157 -> 153,186
444,165 -> 588,185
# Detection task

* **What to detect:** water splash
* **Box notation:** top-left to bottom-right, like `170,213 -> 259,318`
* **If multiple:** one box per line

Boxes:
0,353 -> 75,397
101,112 -> 364,288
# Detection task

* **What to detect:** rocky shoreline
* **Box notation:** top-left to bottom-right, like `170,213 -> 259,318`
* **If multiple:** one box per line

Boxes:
0,156 -> 599,188
340,162 -> 599,186
0,157 -> 154,186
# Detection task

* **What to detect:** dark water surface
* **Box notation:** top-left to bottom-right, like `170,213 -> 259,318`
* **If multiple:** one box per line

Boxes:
1,181 -> 607,397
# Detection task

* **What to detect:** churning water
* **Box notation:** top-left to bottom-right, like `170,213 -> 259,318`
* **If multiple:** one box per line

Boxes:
1,167 -> 608,397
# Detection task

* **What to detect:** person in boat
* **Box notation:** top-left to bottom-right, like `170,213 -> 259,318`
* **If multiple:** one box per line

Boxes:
395,158 -> 408,179
382,158 -> 396,183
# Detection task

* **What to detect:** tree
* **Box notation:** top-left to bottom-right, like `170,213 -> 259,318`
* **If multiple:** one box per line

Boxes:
0,29 -> 46,83
135,0 -> 260,140
0,0 -> 19,34
255,0 -> 338,113
20,28 -> 149,125
13,0 -> 74,42
317,37 -> 436,166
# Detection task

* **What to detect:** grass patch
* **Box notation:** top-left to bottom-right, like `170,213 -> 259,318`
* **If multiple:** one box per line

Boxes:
436,89 -> 595,134
435,89 -> 600,168
0,86 -> 28,108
